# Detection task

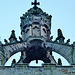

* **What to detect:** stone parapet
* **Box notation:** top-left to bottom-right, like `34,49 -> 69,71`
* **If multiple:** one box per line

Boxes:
0,64 -> 75,75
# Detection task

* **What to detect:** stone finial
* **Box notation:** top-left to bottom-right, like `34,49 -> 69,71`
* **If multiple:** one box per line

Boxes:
11,59 -> 16,67
11,30 -> 16,38
56,29 -> 65,43
58,58 -> 62,65
9,30 -> 17,43
4,39 -> 8,44
66,39 -> 70,44
50,36 -> 53,41
19,36 -> 23,41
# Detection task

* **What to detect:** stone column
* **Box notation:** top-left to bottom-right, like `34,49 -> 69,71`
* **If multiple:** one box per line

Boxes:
30,26 -> 32,36
47,30 -> 50,40
0,41 -> 2,66
22,32 -> 25,41
41,25 -> 43,36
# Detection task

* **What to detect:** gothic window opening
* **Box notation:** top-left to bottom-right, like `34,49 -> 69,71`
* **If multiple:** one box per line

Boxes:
32,22 -> 40,24
43,28 -> 46,33
44,24 -> 48,29
33,26 -> 39,29
26,29 -> 29,33
23,25 -> 27,29
32,24 -> 41,36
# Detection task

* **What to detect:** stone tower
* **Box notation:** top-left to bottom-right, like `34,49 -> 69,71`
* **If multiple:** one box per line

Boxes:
0,0 -> 75,75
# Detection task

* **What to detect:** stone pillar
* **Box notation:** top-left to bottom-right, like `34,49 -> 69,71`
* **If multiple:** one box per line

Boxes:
22,32 -> 25,41
0,41 -> 2,66
41,25 -> 43,36
47,30 -> 50,40
30,26 -> 32,36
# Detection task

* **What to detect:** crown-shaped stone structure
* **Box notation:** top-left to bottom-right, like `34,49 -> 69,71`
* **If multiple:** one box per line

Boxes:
20,6 -> 52,41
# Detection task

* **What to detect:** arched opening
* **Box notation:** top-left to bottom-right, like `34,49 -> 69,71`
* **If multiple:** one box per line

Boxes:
46,45 -> 71,65
5,52 -> 21,66
53,52 -> 70,66
4,51 -> 70,66
29,60 -> 44,66
28,52 -> 70,66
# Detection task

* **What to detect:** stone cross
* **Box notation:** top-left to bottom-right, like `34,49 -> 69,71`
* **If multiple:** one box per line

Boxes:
31,0 -> 40,7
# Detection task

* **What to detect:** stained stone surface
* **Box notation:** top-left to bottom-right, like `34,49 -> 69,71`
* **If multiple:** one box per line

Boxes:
0,0 -> 75,75
0,64 -> 75,75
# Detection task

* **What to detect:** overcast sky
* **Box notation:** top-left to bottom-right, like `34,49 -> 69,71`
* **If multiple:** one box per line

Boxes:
0,0 -> 75,66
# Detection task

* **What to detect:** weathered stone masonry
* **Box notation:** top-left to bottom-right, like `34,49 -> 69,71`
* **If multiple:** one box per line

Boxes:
0,0 -> 75,75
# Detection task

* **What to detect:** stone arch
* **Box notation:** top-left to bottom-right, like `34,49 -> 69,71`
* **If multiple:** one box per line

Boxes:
1,41 -> 74,65
46,41 -> 73,64
4,47 -> 27,65
1,42 -> 27,65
